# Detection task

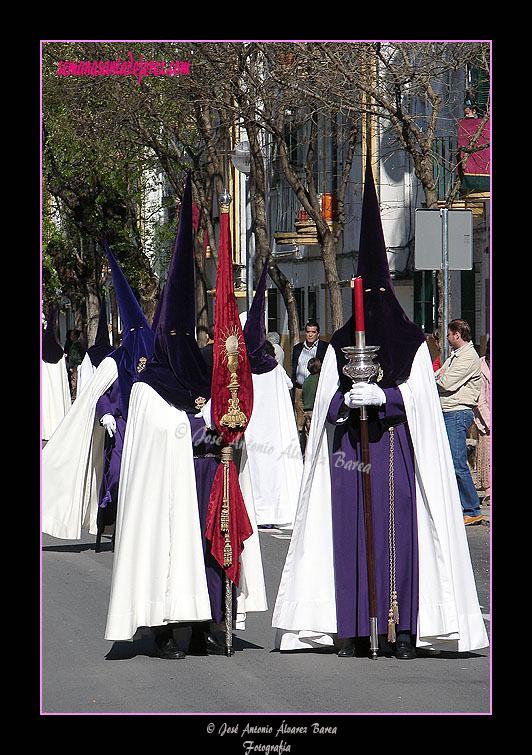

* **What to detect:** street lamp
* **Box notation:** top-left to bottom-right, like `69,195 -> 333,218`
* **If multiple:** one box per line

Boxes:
231,141 -> 253,311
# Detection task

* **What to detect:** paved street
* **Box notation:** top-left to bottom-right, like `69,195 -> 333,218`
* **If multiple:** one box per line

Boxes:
41,513 -> 490,726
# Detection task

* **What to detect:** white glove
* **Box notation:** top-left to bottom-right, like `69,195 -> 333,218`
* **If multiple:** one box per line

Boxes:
344,383 -> 386,408
100,414 -> 116,437
194,398 -> 213,429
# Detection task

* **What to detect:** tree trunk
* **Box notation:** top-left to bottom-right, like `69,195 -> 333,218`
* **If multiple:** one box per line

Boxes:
194,221 -> 210,346
85,285 -> 100,346
321,233 -> 344,333
245,119 -> 301,348
139,273 -> 160,327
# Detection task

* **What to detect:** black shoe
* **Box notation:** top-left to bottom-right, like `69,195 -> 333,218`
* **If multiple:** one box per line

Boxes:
395,641 -> 416,660
153,633 -> 186,660
337,638 -> 357,657
204,633 -> 226,655
377,634 -> 394,657
188,627 -> 227,656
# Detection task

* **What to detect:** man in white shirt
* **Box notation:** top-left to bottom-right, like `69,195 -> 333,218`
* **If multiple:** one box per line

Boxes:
436,319 -> 483,525
291,321 -> 328,451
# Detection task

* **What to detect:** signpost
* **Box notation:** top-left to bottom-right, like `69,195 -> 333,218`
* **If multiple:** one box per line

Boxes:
414,208 -> 473,361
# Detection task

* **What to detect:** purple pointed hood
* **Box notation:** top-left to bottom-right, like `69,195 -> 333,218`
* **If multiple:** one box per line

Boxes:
87,296 -> 114,368
330,155 -> 425,389
243,262 -> 277,374
42,305 -> 64,363
104,241 -> 155,419
138,172 -> 211,412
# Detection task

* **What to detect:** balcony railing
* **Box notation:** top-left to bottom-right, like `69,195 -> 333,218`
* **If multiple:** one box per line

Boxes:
432,136 -> 457,201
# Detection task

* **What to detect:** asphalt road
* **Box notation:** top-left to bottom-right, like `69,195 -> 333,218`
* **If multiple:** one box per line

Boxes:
41,521 -> 490,726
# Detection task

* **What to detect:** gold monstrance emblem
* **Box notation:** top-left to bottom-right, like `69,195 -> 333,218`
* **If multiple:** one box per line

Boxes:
219,325 -> 248,429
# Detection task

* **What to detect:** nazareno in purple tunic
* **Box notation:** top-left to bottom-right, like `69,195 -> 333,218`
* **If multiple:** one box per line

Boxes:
188,413 -> 235,624
95,379 -> 125,548
327,387 -> 419,640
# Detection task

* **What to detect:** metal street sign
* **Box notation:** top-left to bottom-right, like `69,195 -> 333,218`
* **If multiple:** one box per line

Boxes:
414,208 -> 473,270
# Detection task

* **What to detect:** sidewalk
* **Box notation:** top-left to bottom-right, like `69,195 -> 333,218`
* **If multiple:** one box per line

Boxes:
479,501 -> 490,526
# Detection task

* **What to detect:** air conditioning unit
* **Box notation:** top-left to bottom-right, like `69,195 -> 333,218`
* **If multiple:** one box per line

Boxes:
273,242 -> 304,260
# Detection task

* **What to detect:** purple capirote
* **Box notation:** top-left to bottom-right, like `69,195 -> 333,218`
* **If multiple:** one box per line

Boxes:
327,387 -> 419,640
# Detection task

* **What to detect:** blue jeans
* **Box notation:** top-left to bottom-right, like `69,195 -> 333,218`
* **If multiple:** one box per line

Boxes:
443,409 -> 481,517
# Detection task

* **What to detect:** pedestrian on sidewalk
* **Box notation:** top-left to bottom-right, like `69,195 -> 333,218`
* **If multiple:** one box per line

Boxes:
301,356 -> 321,445
436,319 -> 483,525
291,320 -> 328,453
473,337 -> 490,505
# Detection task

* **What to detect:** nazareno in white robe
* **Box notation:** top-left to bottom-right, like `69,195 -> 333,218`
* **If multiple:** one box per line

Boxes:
41,356 -> 71,441
272,341 -> 489,653
76,351 -> 98,396
42,355 -> 118,540
104,380 -> 267,642
239,365 -> 303,528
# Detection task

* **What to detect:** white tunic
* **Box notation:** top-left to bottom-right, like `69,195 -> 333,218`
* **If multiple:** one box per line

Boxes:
104,380 -> 267,641
41,357 -> 71,441
273,342 -> 489,653
42,356 -> 118,540
240,365 -> 303,527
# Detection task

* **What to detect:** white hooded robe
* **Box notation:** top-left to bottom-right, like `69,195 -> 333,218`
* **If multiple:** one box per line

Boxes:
272,342 -> 489,653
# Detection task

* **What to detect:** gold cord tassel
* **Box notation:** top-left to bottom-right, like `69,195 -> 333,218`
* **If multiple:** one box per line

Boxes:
221,447 -> 233,568
387,427 -> 399,643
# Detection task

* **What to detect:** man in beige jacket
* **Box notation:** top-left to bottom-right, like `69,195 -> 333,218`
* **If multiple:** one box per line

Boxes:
436,319 -> 483,525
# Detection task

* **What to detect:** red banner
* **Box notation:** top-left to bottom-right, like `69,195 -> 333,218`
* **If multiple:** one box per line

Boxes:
458,117 -> 490,177
206,208 -> 253,585
210,211 -> 253,444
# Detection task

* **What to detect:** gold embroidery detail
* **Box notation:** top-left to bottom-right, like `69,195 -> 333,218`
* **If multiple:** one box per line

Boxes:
218,326 -> 247,428
221,446 -> 233,567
